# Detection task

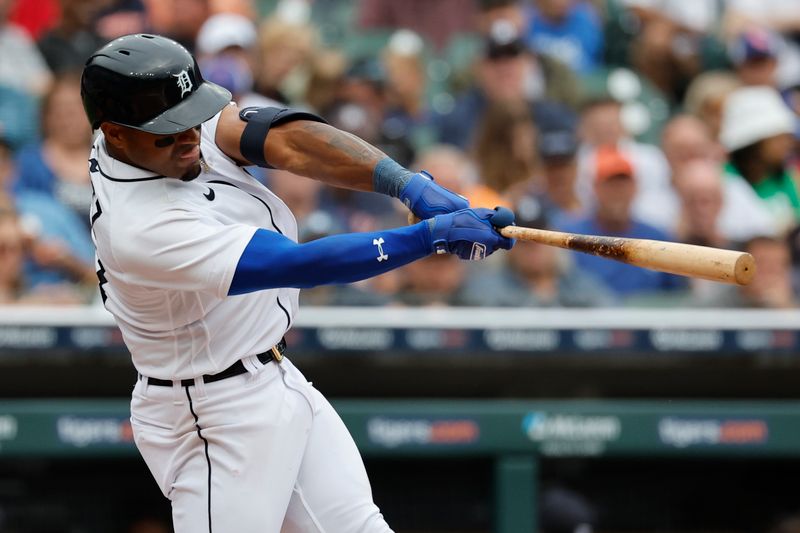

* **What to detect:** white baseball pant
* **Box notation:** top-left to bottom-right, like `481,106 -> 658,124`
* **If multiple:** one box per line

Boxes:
130,357 -> 393,532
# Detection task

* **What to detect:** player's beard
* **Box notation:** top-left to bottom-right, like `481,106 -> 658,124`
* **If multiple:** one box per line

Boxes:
180,162 -> 202,181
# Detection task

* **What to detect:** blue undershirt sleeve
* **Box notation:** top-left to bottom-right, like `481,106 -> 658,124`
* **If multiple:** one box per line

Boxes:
228,222 -> 433,295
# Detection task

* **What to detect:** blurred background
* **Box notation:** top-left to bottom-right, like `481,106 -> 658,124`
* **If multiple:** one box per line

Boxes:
1,0 -> 800,531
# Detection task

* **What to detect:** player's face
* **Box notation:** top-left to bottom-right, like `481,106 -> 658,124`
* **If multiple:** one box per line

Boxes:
104,124 -> 203,180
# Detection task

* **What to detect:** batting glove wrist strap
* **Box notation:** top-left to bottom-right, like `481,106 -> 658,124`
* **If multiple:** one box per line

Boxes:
373,157 -> 415,198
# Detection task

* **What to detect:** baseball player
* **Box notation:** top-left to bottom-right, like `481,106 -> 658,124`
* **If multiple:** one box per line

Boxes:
81,34 -> 513,532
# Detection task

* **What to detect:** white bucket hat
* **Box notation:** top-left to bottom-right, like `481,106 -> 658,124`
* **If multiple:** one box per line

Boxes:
196,13 -> 258,56
719,85 -> 796,151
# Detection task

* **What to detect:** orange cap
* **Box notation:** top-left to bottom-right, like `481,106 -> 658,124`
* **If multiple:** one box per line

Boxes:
595,146 -> 634,182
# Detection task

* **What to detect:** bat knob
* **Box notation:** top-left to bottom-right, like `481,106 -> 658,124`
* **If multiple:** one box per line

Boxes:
490,206 -> 515,228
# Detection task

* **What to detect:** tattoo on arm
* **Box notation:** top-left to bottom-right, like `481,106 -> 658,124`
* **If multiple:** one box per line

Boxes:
299,122 -> 385,164
269,121 -> 389,191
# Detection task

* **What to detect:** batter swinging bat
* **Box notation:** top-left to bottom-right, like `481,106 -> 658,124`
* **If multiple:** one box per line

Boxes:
410,210 -> 756,285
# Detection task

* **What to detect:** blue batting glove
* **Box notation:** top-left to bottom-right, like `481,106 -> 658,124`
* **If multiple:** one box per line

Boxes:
398,171 -> 469,219
428,208 -> 515,260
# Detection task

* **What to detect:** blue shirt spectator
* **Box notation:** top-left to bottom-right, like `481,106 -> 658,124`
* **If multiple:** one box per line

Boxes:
15,191 -> 95,288
12,73 -> 94,226
0,85 -> 38,150
431,19 -> 582,149
525,1 -> 603,74
13,142 -> 93,225
558,216 -> 686,297
558,146 -> 686,297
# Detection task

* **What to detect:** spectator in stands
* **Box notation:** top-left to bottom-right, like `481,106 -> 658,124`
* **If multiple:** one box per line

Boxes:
533,102 -> 584,227
157,0 -> 210,53
0,193 -> 90,304
561,146 -> 686,299
12,72 -> 96,291
702,236 -> 797,308
575,97 -> 674,232
498,101 -> 584,229
381,30 -> 428,138
432,18 -> 580,149
412,144 -> 507,210
0,0 -> 52,96
395,252 -> 469,306
672,160 -> 735,303
620,0 -> 724,101
266,169 -> 325,238
37,0 -> 107,74
461,202 -> 614,307
724,0 -> 800,90
195,12 -> 279,109
718,85 -> 799,240
660,114 -> 723,174
656,114 -> 722,230
255,10 -> 318,105
0,84 -> 39,150
210,0 -> 258,18
0,137 -> 15,190
672,159 -> 728,249
13,72 -> 93,225
728,27 -> 782,88
93,0 -> 150,41
525,0 -> 603,74
7,0 -> 59,40
357,0 -> 477,53
682,70 -> 742,140
325,55 -> 416,167
304,48 -> 348,115
473,99 -> 540,198
475,0 -> 529,35
310,64 -> 411,233
0,195 -> 25,303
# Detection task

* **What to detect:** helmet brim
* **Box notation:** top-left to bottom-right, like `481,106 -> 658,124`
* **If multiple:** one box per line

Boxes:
126,81 -> 232,135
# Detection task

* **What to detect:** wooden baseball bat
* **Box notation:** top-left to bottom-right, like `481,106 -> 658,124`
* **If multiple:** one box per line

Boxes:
408,212 -> 755,285
500,225 -> 755,286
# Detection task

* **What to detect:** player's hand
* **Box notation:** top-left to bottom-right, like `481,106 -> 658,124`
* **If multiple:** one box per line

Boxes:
428,207 -> 515,260
399,171 -> 469,219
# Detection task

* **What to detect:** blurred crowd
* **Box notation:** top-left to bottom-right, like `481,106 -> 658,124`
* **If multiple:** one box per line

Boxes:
2,0 -> 800,309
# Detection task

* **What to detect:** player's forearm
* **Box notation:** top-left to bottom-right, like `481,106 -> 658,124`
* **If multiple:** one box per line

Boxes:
266,121 -> 388,192
228,223 -> 433,295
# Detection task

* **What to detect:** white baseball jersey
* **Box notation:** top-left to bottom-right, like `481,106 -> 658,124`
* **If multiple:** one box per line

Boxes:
89,109 -> 299,380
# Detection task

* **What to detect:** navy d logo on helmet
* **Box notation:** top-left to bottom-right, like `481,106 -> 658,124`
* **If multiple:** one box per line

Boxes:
81,34 -> 232,135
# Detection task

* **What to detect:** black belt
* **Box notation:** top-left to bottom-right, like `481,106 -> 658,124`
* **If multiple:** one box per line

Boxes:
143,338 -> 286,387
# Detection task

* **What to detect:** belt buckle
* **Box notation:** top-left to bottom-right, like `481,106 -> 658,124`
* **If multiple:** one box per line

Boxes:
270,343 -> 284,363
